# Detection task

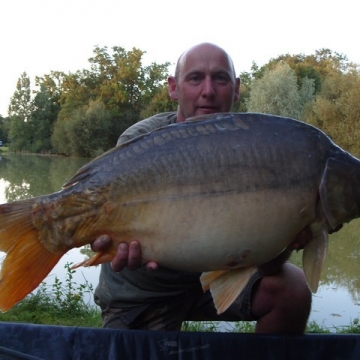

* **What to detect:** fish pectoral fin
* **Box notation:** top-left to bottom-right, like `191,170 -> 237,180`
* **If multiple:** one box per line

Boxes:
200,270 -> 230,292
71,251 -> 116,269
302,222 -> 328,293
319,157 -> 358,228
201,266 -> 257,315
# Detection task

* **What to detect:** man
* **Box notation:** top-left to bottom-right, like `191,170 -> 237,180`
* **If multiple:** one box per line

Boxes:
92,43 -> 312,333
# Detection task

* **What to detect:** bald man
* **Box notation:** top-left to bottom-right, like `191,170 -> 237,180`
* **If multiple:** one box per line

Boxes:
92,43 -> 312,333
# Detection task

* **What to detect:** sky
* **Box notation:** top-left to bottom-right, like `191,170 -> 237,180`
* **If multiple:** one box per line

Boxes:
1,0 -> 360,117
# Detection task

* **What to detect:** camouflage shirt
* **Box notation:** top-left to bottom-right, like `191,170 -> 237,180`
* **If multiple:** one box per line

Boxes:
94,112 -> 202,309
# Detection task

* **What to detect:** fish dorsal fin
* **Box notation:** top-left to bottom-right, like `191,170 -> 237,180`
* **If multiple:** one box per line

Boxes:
185,113 -> 232,123
302,222 -> 328,293
319,157 -> 358,229
200,267 -> 257,315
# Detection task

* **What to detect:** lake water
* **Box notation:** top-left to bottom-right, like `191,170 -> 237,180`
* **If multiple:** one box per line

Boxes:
1,153 -> 360,331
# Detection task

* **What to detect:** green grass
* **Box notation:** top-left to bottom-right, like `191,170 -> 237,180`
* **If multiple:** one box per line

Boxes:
181,321 -> 256,333
181,320 -> 360,334
1,263 -> 360,334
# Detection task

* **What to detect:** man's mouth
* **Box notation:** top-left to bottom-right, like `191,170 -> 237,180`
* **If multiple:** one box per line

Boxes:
197,107 -> 218,113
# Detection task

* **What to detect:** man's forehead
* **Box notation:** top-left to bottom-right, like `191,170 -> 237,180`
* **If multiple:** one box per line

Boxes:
180,50 -> 233,75
183,66 -> 232,76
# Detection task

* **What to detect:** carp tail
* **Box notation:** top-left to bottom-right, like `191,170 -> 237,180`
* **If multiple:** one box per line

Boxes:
0,200 -> 63,312
302,222 -> 328,293
200,266 -> 257,315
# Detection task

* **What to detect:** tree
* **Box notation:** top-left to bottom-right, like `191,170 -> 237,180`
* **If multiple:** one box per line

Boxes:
233,70 -> 254,112
0,115 -> 8,144
53,100 -> 112,157
51,119 -> 70,155
57,70 -> 96,122
304,66 -> 360,156
8,72 -> 34,151
8,115 -> 31,152
35,71 -> 65,113
52,46 -> 171,155
246,63 -> 314,119
8,72 -> 33,121
88,46 -> 170,117
140,84 -> 177,119
30,84 -> 60,152
251,49 -> 350,98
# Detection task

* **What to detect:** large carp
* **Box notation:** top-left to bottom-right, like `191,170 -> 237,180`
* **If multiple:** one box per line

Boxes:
0,112 -> 359,313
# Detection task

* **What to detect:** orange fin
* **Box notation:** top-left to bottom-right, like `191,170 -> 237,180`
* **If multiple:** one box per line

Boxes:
0,200 -> 64,312
201,266 -> 257,315
200,270 -> 229,292
302,222 -> 328,293
71,251 -> 115,269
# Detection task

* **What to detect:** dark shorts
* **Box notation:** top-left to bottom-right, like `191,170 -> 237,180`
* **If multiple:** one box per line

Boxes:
96,271 -> 263,331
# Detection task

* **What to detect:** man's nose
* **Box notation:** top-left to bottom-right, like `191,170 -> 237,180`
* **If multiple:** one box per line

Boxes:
201,78 -> 216,97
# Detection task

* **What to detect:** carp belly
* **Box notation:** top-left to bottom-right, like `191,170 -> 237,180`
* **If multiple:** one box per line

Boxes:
111,187 -> 317,271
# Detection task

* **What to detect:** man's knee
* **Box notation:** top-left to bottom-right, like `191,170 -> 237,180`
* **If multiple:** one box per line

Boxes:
251,263 -> 312,320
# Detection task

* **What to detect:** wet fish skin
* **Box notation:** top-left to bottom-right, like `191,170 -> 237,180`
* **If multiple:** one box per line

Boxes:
0,112 -> 360,313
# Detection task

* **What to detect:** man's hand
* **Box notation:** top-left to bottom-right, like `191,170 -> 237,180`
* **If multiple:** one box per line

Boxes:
91,235 -> 158,272
288,226 -> 312,251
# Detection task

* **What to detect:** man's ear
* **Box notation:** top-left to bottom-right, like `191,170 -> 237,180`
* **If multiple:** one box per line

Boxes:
168,76 -> 178,101
233,78 -> 240,102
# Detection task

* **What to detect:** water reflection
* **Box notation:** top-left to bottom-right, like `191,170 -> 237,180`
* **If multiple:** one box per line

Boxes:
1,154 -> 360,329
0,154 -> 89,200
291,221 -> 360,328
0,179 -> 10,204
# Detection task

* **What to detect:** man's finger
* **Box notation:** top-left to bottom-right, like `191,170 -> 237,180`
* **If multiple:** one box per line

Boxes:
127,241 -> 142,270
111,243 -> 130,272
91,234 -> 111,252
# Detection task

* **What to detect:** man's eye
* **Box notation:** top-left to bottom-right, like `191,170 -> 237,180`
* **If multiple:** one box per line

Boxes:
214,74 -> 230,83
188,75 -> 201,83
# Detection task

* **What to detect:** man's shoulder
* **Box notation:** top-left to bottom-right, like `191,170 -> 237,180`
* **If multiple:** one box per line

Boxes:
117,112 -> 177,145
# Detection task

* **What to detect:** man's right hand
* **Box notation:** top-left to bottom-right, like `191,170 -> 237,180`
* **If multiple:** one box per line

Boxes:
91,235 -> 158,272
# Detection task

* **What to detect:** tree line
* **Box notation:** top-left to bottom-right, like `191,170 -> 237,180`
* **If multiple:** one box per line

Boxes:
1,46 -> 359,157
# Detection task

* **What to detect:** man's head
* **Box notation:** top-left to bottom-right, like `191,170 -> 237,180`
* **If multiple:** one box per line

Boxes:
168,43 -> 240,122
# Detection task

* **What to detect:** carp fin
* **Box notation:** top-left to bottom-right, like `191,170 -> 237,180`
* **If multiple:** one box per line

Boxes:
71,251 -> 115,269
200,270 -> 230,292
0,200 -> 64,312
200,266 -> 257,315
302,222 -> 328,293
319,157 -> 358,229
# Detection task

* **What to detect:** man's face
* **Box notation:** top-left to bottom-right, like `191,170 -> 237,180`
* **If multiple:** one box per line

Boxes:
168,44 -> 240,122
